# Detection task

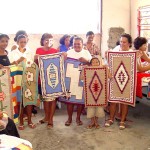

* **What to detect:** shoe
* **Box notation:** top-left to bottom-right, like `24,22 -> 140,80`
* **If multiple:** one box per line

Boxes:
28,123 -> 36,129
47,123 -> 53,129
39,119 -> 48,124
105,119 -> 113,127
65,120 -> 72,126
18,125 -> 25,130
95,124 -> 100,129
119,122 -> 125,130
86,124 -> 95,129
76,120 -> 83,126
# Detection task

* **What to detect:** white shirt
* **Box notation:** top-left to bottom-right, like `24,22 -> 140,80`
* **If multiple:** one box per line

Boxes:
67,49 -> 92,62
8,48 -> 34,63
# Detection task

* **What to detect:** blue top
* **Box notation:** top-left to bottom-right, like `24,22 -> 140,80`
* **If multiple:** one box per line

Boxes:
59,45 -> 69,52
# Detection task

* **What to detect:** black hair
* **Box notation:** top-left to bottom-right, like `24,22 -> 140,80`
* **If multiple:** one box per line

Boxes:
70,35 -> 77,46
116,40 -> 120,46
120,33 -> 132,47
59,34 -> 70,45
14,30 -> 27,42
0,33 -> 9,40
17,34 -> 27,42
73,37 -> 83,44
134,37 -> 147,50
86,31 -> 94,37
40,33 -> 53,46
90,57 -> 100,65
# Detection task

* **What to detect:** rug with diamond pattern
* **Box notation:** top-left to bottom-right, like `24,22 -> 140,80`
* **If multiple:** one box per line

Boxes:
108,51 -> 137,107
83,67 -> 108,106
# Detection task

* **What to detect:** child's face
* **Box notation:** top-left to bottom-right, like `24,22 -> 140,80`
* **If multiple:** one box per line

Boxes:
0,37 -> 9,50
91,58 -> 100,66
17,37 -> 27,49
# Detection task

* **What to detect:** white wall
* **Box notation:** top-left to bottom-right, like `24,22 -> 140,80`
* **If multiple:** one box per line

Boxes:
101,0 -> 130,57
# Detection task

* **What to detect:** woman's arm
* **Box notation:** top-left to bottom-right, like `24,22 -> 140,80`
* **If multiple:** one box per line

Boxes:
141,51 -> 150,63
137,60 -> 150,72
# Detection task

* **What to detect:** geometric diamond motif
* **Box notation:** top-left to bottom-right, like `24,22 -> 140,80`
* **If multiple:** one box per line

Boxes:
114,61 -> 129,94
89,71 -> 103,103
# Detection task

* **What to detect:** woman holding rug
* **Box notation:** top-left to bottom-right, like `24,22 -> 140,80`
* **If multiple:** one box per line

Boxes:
105,34 -> 133,130
35,33 -> 58,129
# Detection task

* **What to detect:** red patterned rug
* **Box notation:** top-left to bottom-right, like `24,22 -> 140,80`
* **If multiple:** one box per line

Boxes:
108,51 -> 137,107
83,67 -> 108,106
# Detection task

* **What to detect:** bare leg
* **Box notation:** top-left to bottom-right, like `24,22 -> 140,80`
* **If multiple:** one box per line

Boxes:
48,100 -> 57,125
120,104 -> 128,122
26,105 -> 33,124
109,103 -> 117,121
65,103 -> 74,125
19,107 -> 24,126
76,104 -> 84,125
95,117 -> 100,128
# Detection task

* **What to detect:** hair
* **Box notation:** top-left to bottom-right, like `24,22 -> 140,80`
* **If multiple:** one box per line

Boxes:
70,35 -> 77,46
17,34 -> 27,42
116,40 -> 120,46
120,33 -> 132,47
134,37 -> 147,50
73,37 -> 83,44
59,34 -> 70,45
14,30 -> 27,42
0,33 -> 9,40
90,57 -> 100,65
40,33 -> 53,46
86,31 -> 94,37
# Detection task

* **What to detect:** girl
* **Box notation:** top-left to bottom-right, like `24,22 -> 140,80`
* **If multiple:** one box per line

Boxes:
9,34 -> 35,130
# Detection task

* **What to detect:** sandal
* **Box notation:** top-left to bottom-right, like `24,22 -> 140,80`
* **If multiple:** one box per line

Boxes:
39,119 -> 48,124
86,124 -> 95,129
95,124 -> 100,129
47,123 -> 53,129
119,122 -> 125,130
65,120 -> 72,126
105,119 -> 113,127
18,125 -> 25,130
76,120 -> 83,126
28,123 -> 36,129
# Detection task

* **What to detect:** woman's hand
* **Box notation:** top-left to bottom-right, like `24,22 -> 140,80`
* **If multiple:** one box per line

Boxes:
61,52 -> 67,60
0,64 -> 3,69
78,57 -> 88,63
34,54 -> 39,60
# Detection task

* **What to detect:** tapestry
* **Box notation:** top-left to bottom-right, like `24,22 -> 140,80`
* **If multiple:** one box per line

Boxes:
84,67 -> 107,106
22,60 -> 39,107
59,58 -> 84,104
10,65 -> 23,123
108,51 -> 137,107
38,53 -> 66,98
0,67 -> 13,119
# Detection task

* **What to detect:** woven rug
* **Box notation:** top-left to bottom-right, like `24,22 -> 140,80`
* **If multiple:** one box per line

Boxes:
10,65 -> 23,123
22,61 -> 39,107
38,53 -> 66,98
84,67 -> 107,106
59,58 -> 84,104
108,51 -> 137,107
0,67 -> 13,119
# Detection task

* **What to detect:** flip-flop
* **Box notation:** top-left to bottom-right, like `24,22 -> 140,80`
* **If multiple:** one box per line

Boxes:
95,124 -> 100,129
18,125 -> 25,130
39,119 -> 48,124
47,123 -> 53,129
76,120 -> 83,126
28,123 -> 36,129
65,120 -> 72,126
86,124 -> 95,129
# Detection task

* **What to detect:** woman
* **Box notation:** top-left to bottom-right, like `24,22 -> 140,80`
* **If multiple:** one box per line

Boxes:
105,34 -> 133,130
8,34 -> 35,130
57,34 -> 71,52
0,33 -> 19,137
11,30 -> 29,51
65,37 -> 92,126
134,37 -> 150,98
84,31 -> 100,56
35,33 -> 58,129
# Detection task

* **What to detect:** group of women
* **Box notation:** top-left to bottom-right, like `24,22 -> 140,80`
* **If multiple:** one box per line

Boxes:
0,30 -> 149,137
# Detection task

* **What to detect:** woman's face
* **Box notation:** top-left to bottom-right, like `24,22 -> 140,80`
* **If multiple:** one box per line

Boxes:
0,37 -> 9,50
17,38 -> 27,49
43,38 -> 53,48
120,37 -> 130,51
64,37 -> 70,47
91,58 -> 100,66
73,40 -> 83,52
87,34 -> 94,43
139,43 -> 147,51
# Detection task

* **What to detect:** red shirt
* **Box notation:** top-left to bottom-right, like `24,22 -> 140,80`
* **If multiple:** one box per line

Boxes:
36,47 -> 58,85
36,47 -> 58,55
